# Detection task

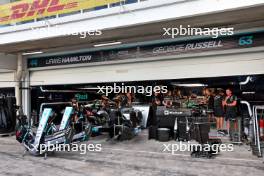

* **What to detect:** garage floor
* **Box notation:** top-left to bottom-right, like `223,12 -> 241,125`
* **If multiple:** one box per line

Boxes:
0,130 -> 263,176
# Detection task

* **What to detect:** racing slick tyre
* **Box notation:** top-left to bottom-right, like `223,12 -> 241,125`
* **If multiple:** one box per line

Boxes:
157,128 -> 170,142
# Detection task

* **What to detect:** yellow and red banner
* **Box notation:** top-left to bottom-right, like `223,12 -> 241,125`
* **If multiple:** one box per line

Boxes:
0,0 -> 123,25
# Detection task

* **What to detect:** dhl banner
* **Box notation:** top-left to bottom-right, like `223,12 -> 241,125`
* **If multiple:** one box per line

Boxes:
0,0 -> 123,25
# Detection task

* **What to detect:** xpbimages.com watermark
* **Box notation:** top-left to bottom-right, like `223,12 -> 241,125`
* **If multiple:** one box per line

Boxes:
87,83 -> 168,96
39,142 -> 102,155
31,25 -> 102,39
163,25 -> 234,39
162,142 -> 234,155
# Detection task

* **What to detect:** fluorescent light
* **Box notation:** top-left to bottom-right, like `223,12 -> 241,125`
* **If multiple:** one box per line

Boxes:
171,83 -> 208,87
78,87 -> 98,90
94,41 -> 122,47
22,51 -> 43,55
242,92 -> 255,94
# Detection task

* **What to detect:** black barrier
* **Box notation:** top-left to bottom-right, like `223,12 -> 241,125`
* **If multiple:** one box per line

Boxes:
0,96 -> 16,133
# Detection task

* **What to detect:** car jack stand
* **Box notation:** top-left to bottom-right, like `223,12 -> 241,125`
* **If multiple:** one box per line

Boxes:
44,152 -> 48,160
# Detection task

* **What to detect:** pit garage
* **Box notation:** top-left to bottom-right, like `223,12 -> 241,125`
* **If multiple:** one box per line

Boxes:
20,31 -> 264,164
18,73 -> 264,175
1,1 -> 264,175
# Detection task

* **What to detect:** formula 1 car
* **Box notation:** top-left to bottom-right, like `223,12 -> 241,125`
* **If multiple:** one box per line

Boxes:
16,107 -> 92,158
108,107 -> 143,141
83,99 -> 144,140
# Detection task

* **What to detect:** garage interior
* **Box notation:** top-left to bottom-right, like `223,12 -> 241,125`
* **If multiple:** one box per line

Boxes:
27,74 -> 264,157
1,1 -> 264,175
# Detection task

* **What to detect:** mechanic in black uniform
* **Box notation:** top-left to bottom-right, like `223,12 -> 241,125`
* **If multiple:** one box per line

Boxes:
223,88 -> 238,140
148,90 -> 163,127
153,91 -> 163,106
71,98 -> 80,121
204,88 -> 214,122
214,89 -> 226,135
71,98 -> 85,133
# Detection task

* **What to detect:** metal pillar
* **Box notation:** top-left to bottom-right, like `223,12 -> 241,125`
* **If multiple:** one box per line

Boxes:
15,53 -> 23,109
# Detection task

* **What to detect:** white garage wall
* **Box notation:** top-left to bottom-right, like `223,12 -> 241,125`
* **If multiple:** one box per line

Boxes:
0,72 -> 15,88
0,53 -> 17,71
0,53 -> 16,88
29,48 -> 264,86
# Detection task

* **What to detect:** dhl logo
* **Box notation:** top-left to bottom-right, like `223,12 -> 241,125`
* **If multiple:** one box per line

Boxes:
0,0 -> 78,23
0,0 -> 123,25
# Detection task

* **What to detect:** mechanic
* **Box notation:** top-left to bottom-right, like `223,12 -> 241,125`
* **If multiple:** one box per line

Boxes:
204,88 -> 215,122
126,93 -> 134,107
214,89 -> 226,135
173,88 -> 183,100
152,88 -> 164,106
71,98 -> 85,124
101,95 -> 110,111
113,93 -> 129,108
223,88 -> 238,140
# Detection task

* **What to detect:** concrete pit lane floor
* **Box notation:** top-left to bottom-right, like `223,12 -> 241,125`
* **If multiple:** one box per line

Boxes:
0,130 -> 263,176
